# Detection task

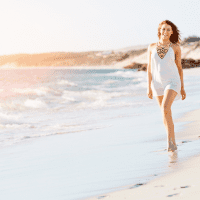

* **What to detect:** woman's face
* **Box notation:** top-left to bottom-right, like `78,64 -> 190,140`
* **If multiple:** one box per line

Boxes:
160,24 -> 173,40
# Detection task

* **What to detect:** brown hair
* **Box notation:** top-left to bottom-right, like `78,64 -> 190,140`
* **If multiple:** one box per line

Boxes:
158,20 -> 181,44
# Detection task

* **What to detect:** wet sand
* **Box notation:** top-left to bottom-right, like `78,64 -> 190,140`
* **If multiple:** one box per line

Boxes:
86,109 -> 200,200
86,154 -> 200,200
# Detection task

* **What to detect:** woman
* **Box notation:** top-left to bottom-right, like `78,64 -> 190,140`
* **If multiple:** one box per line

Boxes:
147,20 -> 186,152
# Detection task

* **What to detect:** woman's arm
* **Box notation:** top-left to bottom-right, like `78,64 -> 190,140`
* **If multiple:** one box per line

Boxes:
174,44 -> 186,100
174,45 -> 184,89
147,44 -> 153,99
147,44 -> 152,89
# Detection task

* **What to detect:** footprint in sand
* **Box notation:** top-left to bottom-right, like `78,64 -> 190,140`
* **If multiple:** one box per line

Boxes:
129,183 -> 145,189
180,185 -> 190,188
167,186 -> 190,197
167,193 -> 179,197
181,141 -> 191,143
98,196 -> 107,199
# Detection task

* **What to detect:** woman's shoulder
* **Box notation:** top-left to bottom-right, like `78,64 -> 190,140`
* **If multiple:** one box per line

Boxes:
171,43 -> 181,53
148,43 -> 157,52
171,43 -> 181,51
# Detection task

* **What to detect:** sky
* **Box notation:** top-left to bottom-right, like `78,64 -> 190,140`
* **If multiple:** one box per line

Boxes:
0,0 -> 200,55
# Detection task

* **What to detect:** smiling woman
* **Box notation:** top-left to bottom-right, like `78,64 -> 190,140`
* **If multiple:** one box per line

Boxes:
147,20 -> 186,152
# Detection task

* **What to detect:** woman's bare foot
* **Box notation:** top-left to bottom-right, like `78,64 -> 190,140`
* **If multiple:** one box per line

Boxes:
168,138 -> 177,152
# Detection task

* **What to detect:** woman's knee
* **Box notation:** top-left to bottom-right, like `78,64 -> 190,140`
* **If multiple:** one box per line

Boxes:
161,104 -> 171,116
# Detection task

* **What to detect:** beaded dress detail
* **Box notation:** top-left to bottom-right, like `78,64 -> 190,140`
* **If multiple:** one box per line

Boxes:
156,42 -> 171,59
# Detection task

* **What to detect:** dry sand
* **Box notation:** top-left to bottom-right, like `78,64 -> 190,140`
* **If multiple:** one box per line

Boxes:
86,67 -> 200,200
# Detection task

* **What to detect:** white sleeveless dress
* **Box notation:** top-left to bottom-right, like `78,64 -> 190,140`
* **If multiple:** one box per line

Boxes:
151,44 -> 181,100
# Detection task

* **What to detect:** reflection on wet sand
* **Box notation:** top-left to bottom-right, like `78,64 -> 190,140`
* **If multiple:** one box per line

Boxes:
168,151 -> 178,169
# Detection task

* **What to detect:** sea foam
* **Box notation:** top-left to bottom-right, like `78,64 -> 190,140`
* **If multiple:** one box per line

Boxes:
24,99 -> 47,108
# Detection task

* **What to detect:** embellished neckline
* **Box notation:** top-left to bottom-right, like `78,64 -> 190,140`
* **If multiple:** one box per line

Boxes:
156,42 -> 172,59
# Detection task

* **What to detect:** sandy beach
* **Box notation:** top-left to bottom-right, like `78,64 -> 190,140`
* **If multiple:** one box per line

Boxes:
86,67 -> 200,200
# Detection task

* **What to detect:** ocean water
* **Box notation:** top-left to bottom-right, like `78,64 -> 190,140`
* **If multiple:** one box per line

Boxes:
0,68 -> 150,147
1,67 -> 200,200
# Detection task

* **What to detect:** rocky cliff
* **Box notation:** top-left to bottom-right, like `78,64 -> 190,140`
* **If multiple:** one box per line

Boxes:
122,36 -> 200,71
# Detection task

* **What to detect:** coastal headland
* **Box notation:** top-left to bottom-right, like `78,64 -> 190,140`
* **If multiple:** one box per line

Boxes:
0,37 -> 200,70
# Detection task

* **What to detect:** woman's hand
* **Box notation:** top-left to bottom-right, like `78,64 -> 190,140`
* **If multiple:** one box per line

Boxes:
147,88 -> 153,99
181,88 -> 186,100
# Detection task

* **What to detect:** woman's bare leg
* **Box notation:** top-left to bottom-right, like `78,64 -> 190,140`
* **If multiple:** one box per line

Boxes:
162,89 -> 177,151
155,95 -> 164,109
155,90 -> 177,151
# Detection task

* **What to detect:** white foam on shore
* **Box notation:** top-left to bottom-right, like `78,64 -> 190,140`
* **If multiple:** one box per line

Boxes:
103,80 -> 117,84
0,123 -> 31,129
57,80 -> 77,86
0,112 -> 21,121
24,99 -> 47,108
107,70 -> 145,78
12,87 -> 49,96
62,90 -> 131,109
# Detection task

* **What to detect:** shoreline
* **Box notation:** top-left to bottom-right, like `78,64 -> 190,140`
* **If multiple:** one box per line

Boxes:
0,65 -> 199,71
0,65 -> 124,70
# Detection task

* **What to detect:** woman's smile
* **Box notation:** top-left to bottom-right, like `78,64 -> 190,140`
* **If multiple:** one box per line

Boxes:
160,24 -> 173,40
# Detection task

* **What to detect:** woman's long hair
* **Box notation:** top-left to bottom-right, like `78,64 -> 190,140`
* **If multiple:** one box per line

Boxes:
158,20 -> 181,44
